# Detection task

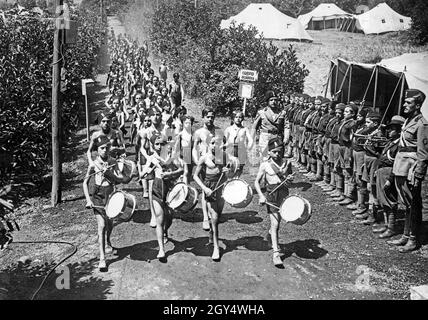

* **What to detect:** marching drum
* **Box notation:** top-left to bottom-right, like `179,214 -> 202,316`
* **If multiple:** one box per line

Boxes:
166,182 -> 198,213
222,179 -> 253,208
105,190 -> 137,223
115,159 -> 137,184
279,195 -> 311,225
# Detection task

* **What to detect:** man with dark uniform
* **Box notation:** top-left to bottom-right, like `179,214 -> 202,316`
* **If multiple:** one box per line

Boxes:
313,98 -> 331,184
297,95 -> 313,171
302,97 -> 318,177
319,101 -> 338,191
373,115 -> 404,238
253,90 -> 287,160
307,96 -> 324,181
388,89 -> 428,252
327,103 -> 345,198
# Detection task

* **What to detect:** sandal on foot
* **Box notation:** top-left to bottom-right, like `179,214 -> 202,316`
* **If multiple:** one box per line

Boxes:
211,249 -> 220,262
202,220 -> 210,231
98,259 -> 107,271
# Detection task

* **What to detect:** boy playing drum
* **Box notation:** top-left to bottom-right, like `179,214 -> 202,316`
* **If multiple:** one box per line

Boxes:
142,134 -> 186,262
254,137 -> 293,268
193,135 -> 231,261
83,135 -> 121,271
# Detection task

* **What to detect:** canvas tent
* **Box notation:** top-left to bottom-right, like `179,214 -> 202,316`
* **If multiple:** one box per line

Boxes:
297,3 -> 351,30
340,3 -> 411,34
220,3 -> 313,42
326,52 -> 428,121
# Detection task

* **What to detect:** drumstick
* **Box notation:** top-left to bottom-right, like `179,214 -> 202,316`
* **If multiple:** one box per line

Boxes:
268,173 -> 295,196
210,162 -> 232,193
87,163 -> 117,178
264,201 -> 281,211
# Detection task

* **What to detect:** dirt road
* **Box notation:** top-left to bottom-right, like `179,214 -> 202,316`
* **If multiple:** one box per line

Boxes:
1,16 -> 427,301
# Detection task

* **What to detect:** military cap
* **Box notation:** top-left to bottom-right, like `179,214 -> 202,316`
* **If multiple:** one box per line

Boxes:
268,137 -> 284,151
347,104 -> 359,114
367,110 -> 381,120
94,135 -> 111,149
321,97 -> 331,104
335,103 -> 346,111
386,115 -> 405,127
265,90 -> 278,103
405,89 -> 426,105
357,107 -> 370,118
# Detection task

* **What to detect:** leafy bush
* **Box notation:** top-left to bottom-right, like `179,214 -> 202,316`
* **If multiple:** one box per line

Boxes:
0,0 -> 107,185
150,1 -> 309,116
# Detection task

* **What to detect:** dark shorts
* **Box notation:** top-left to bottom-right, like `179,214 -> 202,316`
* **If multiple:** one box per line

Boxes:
362,155 -> 377,184
329,143 -> 338,164
205,178 -> 222,204
266,184 -> 289,214
338,145 -> 353,169
152,177 -> 173,207
92,185 -> 114,216
353,150 -> 365,176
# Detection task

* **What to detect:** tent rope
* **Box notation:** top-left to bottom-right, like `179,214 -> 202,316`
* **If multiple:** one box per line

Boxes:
361,66 -> 377,104
379,72 -> 404,125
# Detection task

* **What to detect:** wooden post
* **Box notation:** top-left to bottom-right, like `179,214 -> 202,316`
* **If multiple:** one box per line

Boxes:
100,0 -> 103,22
51,0 -> 64,207
347,64 -> 353,103
323,17 -> 326,30
373,66 -> 379,109
398,71 -> 406,114
85,94 -> 90,142
243,98 -> 247,116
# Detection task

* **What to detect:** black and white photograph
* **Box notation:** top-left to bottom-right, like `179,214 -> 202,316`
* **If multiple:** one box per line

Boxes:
0,0 -> 427,305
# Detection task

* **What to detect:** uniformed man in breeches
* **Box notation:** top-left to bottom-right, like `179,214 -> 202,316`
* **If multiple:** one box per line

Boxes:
388,89 -> 428,252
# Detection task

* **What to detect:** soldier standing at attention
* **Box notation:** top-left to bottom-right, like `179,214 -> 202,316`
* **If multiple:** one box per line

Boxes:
252,90 -> 287,160
388,89 -> 428,252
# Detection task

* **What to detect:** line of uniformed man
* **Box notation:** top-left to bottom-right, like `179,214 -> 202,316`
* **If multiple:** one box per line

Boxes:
267,90 -> 428,253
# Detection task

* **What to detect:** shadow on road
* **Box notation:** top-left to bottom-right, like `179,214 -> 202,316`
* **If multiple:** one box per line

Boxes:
282,239 -> 329,260
0,258 -> 114,300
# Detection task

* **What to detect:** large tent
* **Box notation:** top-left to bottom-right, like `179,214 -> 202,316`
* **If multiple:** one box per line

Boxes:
220,3 -> 313,42
340,3 -> 412,34
297,3 -> 351,30
326,52 -> 428,121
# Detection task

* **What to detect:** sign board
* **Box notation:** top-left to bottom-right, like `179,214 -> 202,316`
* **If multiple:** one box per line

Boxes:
239,82 -> 254,99
81,79 -> 94,96
238,69 -> 258,82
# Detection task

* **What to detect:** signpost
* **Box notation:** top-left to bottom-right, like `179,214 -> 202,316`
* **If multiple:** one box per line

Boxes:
82,79 -> 95,142
238,69 -> 258,115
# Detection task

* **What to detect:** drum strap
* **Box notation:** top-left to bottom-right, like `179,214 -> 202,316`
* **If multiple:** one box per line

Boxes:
269,160 -> 286,181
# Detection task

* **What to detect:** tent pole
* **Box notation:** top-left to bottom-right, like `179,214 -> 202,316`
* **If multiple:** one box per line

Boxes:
337,63 -> 351,102
334,60 -> 340,94
323,17 -> 326,30
373,66 -> 379,109
380,72 -> 404,125
398,71 -> 406,115
361,67 -> 376,103
324,64 -> 335,98
347,65 -> 353,103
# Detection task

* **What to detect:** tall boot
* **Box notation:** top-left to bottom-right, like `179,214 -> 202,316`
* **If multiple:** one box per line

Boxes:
333,173 -> 344,200
314,159 -> 323,181
399,235 -> 419,253
361,204 -> 377,225
379,208 -> 397,239
353,188 -> 368,216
